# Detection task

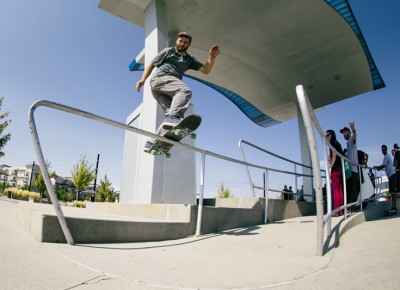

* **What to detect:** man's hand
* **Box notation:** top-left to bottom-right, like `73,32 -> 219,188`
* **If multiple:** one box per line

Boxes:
209,45 -> 220,58
200,45 -> 220,74
136,80 -> 145,92
135,63 -> 155,93
349,121 -> 355,131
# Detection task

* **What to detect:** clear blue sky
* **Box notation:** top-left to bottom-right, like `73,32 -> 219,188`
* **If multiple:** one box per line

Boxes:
0,0 -> 399,197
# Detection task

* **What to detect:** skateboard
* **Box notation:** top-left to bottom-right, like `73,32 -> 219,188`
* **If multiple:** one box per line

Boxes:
384,209 -> 398,216
145,114 -> 202,158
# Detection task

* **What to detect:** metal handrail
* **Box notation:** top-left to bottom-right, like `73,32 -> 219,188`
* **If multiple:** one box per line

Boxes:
296,85 -> 380,256
238,139 -> 324,200
29,100 -> 320,245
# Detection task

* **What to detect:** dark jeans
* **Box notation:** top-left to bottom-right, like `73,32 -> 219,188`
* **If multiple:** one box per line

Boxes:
346,172 -> 360,204
389,173 -> 397,193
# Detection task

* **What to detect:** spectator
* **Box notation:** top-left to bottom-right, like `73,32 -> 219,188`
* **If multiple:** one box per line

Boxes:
50,174 -> 57,189
340,122 -> 360,204
391,148 -> 397,167
374,145 -> 397,211
288,186 -> 294,200
326,130 -> 344,216
394,143 -> 400,193
282,185 -> 289,200
298,185 -> 305,201
368,169 -> 375,189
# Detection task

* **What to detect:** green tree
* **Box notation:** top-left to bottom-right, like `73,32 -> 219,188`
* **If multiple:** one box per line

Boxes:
34,172 -> 45,192
1,182 -> 10,193
33,161 -> 52,201
56,189 -> 68,202
0,97 -> 11,157
98,175 -> 114,202
71,155 -> 96,200
217,182 -> 233,198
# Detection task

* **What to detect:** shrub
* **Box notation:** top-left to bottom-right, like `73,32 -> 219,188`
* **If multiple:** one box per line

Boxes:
73,200 -> 86,208
29,192 -> 40,200
10,188 -> 17,196
22,190 -> 30,199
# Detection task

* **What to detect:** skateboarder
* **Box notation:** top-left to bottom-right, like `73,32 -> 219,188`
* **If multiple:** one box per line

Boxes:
136,32 -> 220,150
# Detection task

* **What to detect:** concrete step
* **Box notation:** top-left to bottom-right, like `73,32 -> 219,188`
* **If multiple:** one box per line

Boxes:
15,197 -> 317,243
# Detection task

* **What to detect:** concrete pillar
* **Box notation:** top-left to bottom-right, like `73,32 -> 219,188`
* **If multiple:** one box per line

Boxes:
122,0 -> 197,204
134,0 -> 168,203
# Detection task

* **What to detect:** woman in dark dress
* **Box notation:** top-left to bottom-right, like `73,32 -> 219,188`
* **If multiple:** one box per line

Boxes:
326,130 -> 344,216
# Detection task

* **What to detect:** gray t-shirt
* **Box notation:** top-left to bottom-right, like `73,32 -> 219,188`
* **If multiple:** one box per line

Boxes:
151,47 -> 204,80
346,135 -> 358,173
383,153 -> 396,178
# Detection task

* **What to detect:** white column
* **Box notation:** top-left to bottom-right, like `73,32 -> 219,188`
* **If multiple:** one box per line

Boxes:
134,0 -> 168,203
132,0 -> 197,204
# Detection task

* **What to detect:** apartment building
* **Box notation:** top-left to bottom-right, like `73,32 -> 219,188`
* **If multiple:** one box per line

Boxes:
0,164 -> 40,188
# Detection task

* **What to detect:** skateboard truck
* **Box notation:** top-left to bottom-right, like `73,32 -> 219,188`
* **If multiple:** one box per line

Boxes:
145,114 -> 201,158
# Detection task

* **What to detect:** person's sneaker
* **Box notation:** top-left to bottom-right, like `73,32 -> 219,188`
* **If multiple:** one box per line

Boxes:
162,115 -> 181,128
143,141 -> 153,152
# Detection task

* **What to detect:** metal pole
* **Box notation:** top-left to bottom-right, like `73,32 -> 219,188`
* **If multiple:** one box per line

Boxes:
195,152 -> 206,236
342,159 -> 348,218
296,85 -> 324,256
322,138 -> 332,236
93,154 -> 100,191
28,103 -> 75,245
358,166 -> 363,210
263,172 -> 266,198
238,140 -> 256,197
264,169 -> 269,224
28,161 -> 35,191
294,164 -> 298,201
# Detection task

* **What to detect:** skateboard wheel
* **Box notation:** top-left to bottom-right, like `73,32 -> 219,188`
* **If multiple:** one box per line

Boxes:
190,133 -> 197,139
165,152 -> 171,158
175,129 -> 182,137
151,149 -> 157,155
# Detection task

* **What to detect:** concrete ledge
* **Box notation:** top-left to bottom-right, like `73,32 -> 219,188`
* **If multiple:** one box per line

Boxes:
16,197 -> 317,243
17,202 -> 193,243
339,201 -> 392,238
214,197 -> 261,208
322,200 -> 394,254
40,215 -> 191,243
85,202 -> 192,221
267,199 -> 316,222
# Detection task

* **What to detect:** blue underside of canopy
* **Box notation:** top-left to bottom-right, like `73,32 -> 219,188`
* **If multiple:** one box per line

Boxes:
324,0 -> 385,90
129,0 -> 384,128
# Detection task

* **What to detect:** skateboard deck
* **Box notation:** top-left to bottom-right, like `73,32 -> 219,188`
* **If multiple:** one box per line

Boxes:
145,114 -> 202,158
384,209 -> 398,216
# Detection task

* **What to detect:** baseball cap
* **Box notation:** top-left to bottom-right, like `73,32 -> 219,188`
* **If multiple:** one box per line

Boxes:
339,127 -> 350,133
176,31 -> 192,42
394,143 -> 399,149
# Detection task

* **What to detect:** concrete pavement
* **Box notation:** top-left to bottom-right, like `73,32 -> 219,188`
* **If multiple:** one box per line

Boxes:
1,197 -> 399,289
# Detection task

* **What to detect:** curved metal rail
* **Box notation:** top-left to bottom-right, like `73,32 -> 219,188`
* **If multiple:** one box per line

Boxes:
238,139 -> 320,199
29,100 -> 318,244
296,85 -> 380,256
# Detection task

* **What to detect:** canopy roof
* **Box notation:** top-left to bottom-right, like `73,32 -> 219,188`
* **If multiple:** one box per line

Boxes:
99,0 -> 384,127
